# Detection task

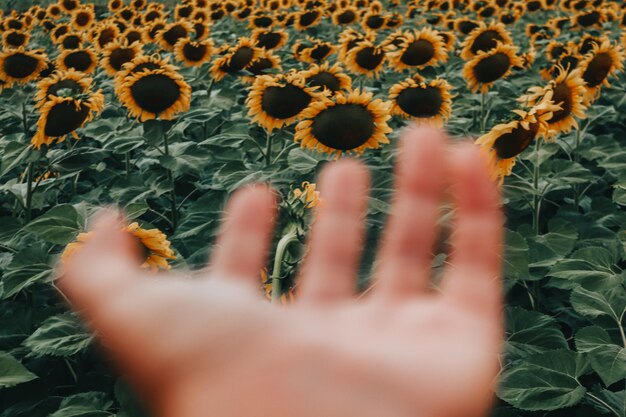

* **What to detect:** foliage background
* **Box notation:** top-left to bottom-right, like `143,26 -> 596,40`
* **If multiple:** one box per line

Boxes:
0,1 -> 625,416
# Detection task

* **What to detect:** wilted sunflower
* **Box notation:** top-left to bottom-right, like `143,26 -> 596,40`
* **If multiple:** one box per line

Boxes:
241,50 -> 282,83
520,68 -> 587,137
388,76 -> 453,126
32,89 -> 105,149
476,94 -> 560,181
117,67 -> 191,121
0,47 -> 46,84
34,69 -> 91,108
460,22 -> 513,60
388,28 -> 448,71
247,72 -> 320,131
294,9 -> 323,30
71,6 -> 95,31
252,28 -> 288,50
61,222 -> 176,271
463,43 -> 522,93
2,30 -> 29,49
332,7 -> 358,25
210,37 -> 262,81
345,40 -> 387,78
57,47 -> 98,74
295,89 -> 391,157
579,39 -> 624,101
174,38 -> 214,67
300,62 -> 351,94
158,21 -> 193,51
101,41 -> 143,75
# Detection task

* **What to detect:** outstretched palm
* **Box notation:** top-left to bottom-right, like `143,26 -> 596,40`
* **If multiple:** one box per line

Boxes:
59,127 -> 503,417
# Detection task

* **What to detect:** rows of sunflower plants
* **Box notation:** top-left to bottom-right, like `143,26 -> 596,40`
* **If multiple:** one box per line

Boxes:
0,0 -> 625,415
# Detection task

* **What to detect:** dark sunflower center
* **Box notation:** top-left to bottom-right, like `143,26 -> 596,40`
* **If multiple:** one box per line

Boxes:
306,71 -> 341,92
558,55 -> 579,73
549,82 -> 573,123
76,12 -> 90,26
580,38 -> 598,54
501,13 -> 515,24
131,62 -> 163,74
145,10 -> 160,22
253,16 -> 273,27
396,86 -> 443,117
527,0 -> 541,10
459,20 -> 479,35
223,46 -> 254,72
3,53 -> 40,79
62,35 -> 81,49
260,84 -> 311,119
63,51 -> 93,72
387,17 -> 401,27
355,47 -> 384,70
577,11 -> 600,26
98,28 -> 117,48
110,48 -> 137,71
48,79 -> 84,96
493,122 -> 539,159
44,100 -> 90,137
471,30 -> 504,55
130,73 -> 182,115
256,32 -> 282,49
126,31 -> 142,44
53,26 -> 69,39
183,43 -> 208,62
178,5 -> 193,17
211,9 -> 225,20
193,23 -> 207,39
401,39 -> 435,66
63,0 -> 78,10
237,8 -> 252,19
549,44 -> 565,60
583,52 -> 613,87
148,24 -> 165,40
337,10 -> 356,24
299,10 -> 319,26
310,44 -> 331,61
163,25 -> 188,47
472,52 -> 511,83
6,32 -> 27,47
311,104 -> 375,151
365,14 -> 385,29
247,57 -> 274,75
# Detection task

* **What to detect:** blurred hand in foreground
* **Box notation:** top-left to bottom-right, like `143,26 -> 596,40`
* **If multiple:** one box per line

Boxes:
57,126 -> 504,417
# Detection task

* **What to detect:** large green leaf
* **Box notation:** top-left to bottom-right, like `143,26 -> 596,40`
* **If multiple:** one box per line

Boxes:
0,352 -> 37,388
23,313 -> 93,358
49,392 -> 113,417
570,286 -> 626,321
548,247 -> 622,290
505,307 -> 568,356
575,326 -> 626,387
1,247 -> 52,299
24,204 -> 85,245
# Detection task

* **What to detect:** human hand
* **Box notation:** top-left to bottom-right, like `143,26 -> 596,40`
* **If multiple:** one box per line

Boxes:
57,126 -> 503,417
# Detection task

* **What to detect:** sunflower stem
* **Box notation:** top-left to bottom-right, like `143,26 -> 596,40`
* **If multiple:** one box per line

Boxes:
270,228 -> 298,305
162,130 -> 178,231
25,161 -> 34,223
265,130 -> 273,166
207,78 -> 215,98
480,91 -> 487,132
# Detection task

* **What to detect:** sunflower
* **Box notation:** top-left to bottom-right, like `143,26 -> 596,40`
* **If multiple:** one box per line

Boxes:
291,9 -> 321,30
32,89 -> 105,149
437,30 -> 457,51
108,0 -> 123,12
2,30 -> 29,49
454,17 -> 479,35
59,0 -> 79,13
499,9 -> 520,25
462,43 -> 522,93
247,72 -> 320,132
476,94 -> 560,181
175,3 -> 194,20
144,19 -> 167,43
385,12 -> 404,28
51,23 -> 72,43
241,50 -> 282,84
102,41 -> 143,75
388,76 -> 453,126
520,68 -> 587,137
572,9 -> 604,28
252,28 -> 288,50
344,40 -> 387,78
61,222 -> 176,271
117,67 -> 191,121
114,54 -> 175,87
579,39 -> 625,101
294,89 -> 391,157
0,47 -> 47,85
361,11 -> 386,31
292,181 -> 321,208
249,13 -> 275,29
58,32 -> 83,50
34,69 -> 91,108
92,23 -> 120,51
460,22 -> 513,60
338,29 -> 375,60
57,47 -> 98,74
298,40 -> 337,64
174,38 -> 214,67
332,7 -> 358,25
116,6 -> 136,22
47,4 -> 63,19
191,21 -> 211,41
300,62 -> 352,94
210,37 -> 262,81
579,34 -> 603,55
71,6 -> 95,31
381,30 -> 409,51
388,28 -> 448,70
158,21 -> 193,51
545,40 -> 567,61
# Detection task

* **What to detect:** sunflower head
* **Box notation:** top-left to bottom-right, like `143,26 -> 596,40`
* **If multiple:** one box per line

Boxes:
58,32 -> 83,50
332,7 -> 358,25
174,38 -> 214,67
158,21 -> 193,51
2,30 -> 30,49
294,9 -> 322,30
102,41 -> 143,75
344,40 -> 387,78
300,62 -> 352,95
0,47 -> 47,85
71,6 -> 95,31
57,47 -> 99,74
210,37 -> 262,81
241,50 -> 282,83
389,28 -> 448,70
297,40 -> 337,64
389,76 -> 453,126
462,42 -> 522,93
252,28 -> 288,50
35,68 -> 91,108
292,181 -> 321,208
294,89 -> 391,157
93,23 -> 120,51
579,39 -> 625,101
361,10 -> 386,31
460,22 -> 513,60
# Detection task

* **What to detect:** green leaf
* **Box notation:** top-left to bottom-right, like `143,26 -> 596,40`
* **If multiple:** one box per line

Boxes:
503,231 -> 529,283
575,326 -> 626,387
287,148 -> 324,173
23,313 -> 92,358
498,350 -> 588,411
548,247 -> 622,290
505,307 -> 568,356
49,392 -> 113,417
0,352 -> 37,388
2,247 -> 52,299
570,286 -> 626,321
24,204 -> 84,245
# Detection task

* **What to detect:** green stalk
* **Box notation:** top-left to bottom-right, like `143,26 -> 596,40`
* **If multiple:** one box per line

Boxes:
163,131 -> 178,230
480,91 -> 487,132
270,229 -> 298,304
265,130 -> 273,167
25,162 -> 34,222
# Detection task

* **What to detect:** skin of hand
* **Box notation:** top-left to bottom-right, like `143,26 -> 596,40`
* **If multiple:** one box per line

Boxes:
57,126 -> 504,417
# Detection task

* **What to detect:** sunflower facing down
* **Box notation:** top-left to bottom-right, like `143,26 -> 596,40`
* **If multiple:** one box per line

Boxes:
210,37 -> 262,81
0,47 -> 47,85
460,21 -> 513,60
61,222 -> 176,271
388,28 -> 448,71
300,62 -> 352,95
174,38 -> 214,67
34,69 -> 91,108
117,68 -> 191,121
247,72 -> 321,132
476,93 -> 560,181
295,89 -> 392,157
388,76 -> 453,127
101,40 -> 143,75
463,43 -> 522,93
56,47 -> 98,74
32,89 -> 105,149
344,40 -> 387,78
520,68 -> 587,137
578,39 -> 625,102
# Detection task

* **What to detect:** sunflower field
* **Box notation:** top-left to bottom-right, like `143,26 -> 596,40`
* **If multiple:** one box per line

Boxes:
0,0 -> 625,415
